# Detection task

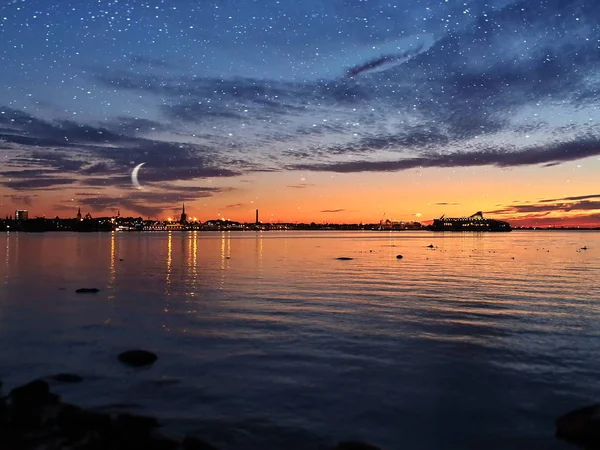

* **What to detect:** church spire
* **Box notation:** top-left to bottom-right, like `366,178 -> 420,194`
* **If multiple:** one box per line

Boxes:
180,203 -> 187,224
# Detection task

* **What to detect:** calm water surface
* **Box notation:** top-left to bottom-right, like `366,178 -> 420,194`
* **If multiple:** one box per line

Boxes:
1,231 -> 599,449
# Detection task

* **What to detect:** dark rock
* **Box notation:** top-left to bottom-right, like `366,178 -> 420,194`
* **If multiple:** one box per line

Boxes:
145,436 -> 182,450
119,258 -> 125,261
118,349 -> 158,367
76,288 -> 100,293
8,379 -> 59,409
396,254 -> 403,259
6,380 -> 59,429
114,412 -> 160,434
182,436 -> 220,450
57,403 -> 112,434
1,378 -> 219,450
336,257 -> 353,260
556,404 -> 600,448
49,373 -> 83,383
426,244 -> 434,248
333,442 -> 381,450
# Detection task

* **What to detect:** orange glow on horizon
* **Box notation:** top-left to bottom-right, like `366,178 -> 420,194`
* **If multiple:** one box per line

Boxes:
3,157 -> 600,228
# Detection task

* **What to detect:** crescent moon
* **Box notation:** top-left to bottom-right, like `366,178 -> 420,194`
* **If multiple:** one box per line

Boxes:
131,163 -> 145,189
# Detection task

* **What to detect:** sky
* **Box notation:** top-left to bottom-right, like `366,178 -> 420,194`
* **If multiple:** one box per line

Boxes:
0,0 -> 599,227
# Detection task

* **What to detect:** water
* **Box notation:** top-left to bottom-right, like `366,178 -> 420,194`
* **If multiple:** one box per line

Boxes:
1,231 -> 599,449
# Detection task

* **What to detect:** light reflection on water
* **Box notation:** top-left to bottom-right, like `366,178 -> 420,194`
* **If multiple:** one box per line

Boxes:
0,231 -> 599,449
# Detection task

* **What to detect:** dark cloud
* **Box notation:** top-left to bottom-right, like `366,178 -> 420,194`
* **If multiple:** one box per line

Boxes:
108,117 -> 169,134
80,176 -> 130,187
78,196 -> 161,218
1,107 -> 245,191
4,194 -> 37,206
289,137 -> 600,173
0,169 -> 58,178
1,177 -> 78,190
225,203 -> 244,208
51,203 -> 79,212
539,194 -> 600,203
81,162 -> 113,175
74,192 -> 101,197
77,184 -> 226,218
69,0 -> 600,169
162,102 -> 243,122
508,213 -> 600,227
287,183 -> 315,189
0,109 -> 123,146
490,200 -> 600,215
435,202 -> 460,206
321,209 -> 345,213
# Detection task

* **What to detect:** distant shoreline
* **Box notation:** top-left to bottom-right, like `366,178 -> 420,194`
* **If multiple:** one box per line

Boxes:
3,228 -> 600,233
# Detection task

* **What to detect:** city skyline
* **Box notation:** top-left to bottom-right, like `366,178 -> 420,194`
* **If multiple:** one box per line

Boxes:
1,0 -> 599,228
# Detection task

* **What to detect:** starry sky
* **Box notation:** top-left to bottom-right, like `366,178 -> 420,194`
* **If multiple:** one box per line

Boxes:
0,0 -> 599,226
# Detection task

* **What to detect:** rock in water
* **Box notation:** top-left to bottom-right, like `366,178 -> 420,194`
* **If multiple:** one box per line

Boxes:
49,373 -> 83,383
75,288 -> 100,293
8,379 -> 59,409
556,404 -> 600,448
396,254 -> 403,259
118,350 -> 158,367
336,257 -> 354,260
7,379 -> 60,429
333,442 -> 381,450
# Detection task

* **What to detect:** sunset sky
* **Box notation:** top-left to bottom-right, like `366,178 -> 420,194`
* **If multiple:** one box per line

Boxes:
1,0 -> 599,227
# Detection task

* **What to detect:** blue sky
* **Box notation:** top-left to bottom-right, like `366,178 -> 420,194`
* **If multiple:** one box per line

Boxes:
0,0 -> 599,223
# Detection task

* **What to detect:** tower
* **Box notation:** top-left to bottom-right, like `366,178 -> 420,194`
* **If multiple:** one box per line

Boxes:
180,203 -> 187,224
255,209 -> 259,224
76,207 -> 82,221
15,210 -> 28,221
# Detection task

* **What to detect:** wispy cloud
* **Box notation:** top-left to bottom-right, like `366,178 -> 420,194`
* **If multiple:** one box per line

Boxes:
539,194 -> 600,203
287,183 -> 315,189
3,194 -> 37,206
320,209 -> 345,213
288,138 -> 600,173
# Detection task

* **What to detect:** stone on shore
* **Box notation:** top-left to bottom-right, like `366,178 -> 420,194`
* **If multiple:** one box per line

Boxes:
1,378 -> 220,450
556,404 -> 600,448
8,379 -> 59,409
118,350 -> 158,367
2,378 -> 384,450
396,254 -> 403,259
76,288 -> 100,293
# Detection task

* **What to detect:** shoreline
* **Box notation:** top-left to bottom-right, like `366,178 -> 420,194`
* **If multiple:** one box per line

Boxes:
0,377 -> 382,450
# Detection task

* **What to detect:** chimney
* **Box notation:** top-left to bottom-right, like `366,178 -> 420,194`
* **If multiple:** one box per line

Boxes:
255,209 -> 259,224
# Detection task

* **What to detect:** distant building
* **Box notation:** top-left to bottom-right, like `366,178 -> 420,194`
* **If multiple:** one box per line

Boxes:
15,210 -> 28,221
76,207 -> 82,221
180,204 -> 187,224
